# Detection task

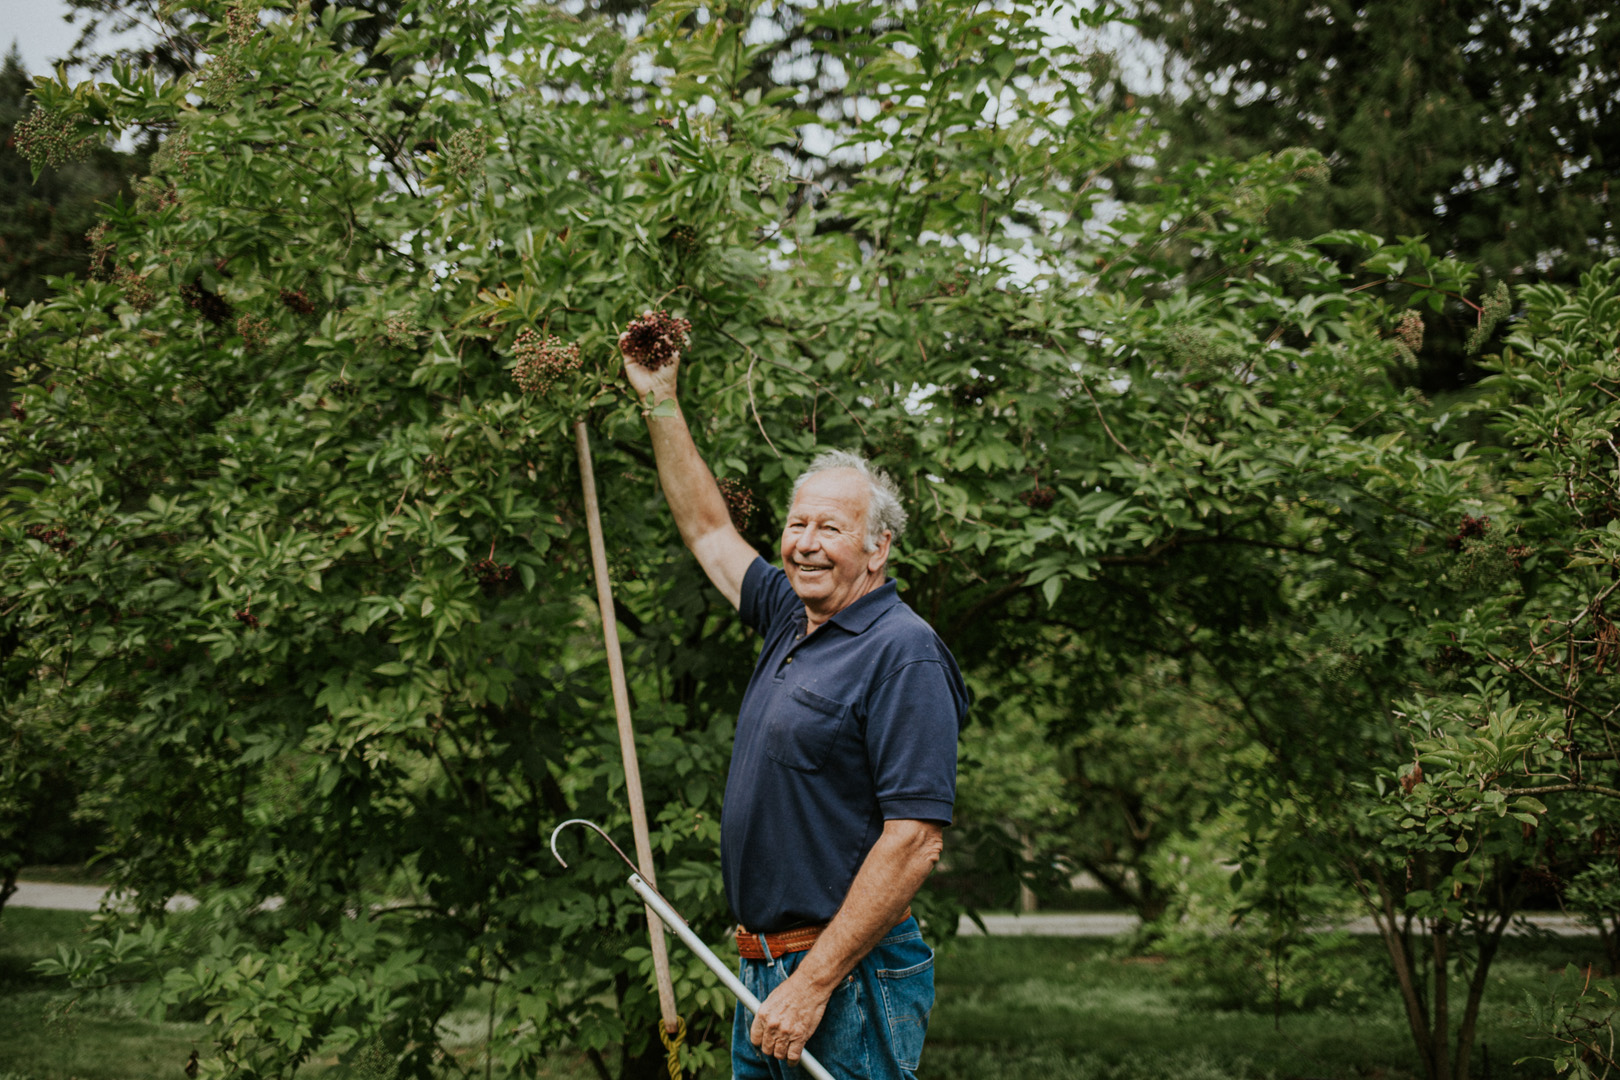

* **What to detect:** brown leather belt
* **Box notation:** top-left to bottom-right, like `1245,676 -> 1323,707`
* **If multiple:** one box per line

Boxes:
735,907 -> 912,961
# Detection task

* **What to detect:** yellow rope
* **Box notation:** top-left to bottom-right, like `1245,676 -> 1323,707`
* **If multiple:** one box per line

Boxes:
658,1015 -> 687,1080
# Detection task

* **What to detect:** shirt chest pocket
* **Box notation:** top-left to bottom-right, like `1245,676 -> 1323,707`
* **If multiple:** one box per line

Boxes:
764,686 -> 852,772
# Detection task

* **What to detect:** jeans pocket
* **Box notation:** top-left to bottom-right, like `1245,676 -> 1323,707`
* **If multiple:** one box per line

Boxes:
875,949 -> 934,1072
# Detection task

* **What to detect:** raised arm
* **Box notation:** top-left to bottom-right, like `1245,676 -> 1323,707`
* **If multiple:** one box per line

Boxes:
623,352 -> 757,609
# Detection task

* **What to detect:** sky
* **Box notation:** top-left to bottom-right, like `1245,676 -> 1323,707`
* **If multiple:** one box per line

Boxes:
2,0 -> 155,76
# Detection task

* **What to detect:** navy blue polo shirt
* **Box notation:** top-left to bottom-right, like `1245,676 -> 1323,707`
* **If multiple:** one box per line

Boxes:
722,556 -> 968,933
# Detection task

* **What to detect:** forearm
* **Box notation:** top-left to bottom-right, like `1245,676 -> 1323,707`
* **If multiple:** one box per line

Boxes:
792,819 -> 943,995
641,395 -> 731,550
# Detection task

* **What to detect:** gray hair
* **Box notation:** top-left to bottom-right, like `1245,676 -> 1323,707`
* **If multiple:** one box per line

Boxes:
790,450 -> 908,551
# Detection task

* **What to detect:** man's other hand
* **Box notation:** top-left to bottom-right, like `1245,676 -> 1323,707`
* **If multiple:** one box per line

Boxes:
750,969 -> 834,1065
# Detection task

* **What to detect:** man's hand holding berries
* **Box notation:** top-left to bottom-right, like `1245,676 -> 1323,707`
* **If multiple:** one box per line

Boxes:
619,309 -> 690,409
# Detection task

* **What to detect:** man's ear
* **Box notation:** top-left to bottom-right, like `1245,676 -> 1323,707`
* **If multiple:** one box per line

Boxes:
867,531 -> 892,573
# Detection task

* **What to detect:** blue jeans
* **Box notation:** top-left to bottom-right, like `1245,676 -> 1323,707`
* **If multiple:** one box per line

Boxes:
731,917 -> 934,1080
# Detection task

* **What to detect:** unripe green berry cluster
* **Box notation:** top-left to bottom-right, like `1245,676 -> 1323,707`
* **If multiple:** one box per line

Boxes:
511,330 -> 582,394
1395,310 -> 1424,352
619,310 -> 691,371
383,314 -> 417,347
86,223 -> 115,280
14,108 -> 91,171
446,128 -> 487,179
237,314 -> 274,349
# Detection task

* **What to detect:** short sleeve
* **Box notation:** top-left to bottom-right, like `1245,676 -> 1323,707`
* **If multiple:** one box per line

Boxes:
739,557 -> 798,635
863,659 -> 966,824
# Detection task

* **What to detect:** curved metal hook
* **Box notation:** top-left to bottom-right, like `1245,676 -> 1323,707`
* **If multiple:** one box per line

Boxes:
549,818 -> 640,876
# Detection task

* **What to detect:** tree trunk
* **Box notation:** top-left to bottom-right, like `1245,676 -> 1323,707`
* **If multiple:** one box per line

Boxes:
0,864 -> 16,917
1454,912 -> 1512,1080
1362,866 -> 1437,1078
1430,923 -> 1451,1080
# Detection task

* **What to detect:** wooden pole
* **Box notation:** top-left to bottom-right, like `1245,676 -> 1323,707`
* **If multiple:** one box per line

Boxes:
572,419 -> 680,1034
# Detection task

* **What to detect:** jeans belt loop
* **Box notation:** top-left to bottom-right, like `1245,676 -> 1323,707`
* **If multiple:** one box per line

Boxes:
758,932 -> 774,966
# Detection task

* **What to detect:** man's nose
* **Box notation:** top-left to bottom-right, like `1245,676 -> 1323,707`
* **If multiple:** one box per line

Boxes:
795,524 -> 821,551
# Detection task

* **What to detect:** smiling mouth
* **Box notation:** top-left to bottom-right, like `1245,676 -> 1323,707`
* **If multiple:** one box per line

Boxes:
793,562 -> 832,573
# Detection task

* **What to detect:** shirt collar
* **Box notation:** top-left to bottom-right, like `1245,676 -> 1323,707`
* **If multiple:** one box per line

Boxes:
821,580 -> 902,635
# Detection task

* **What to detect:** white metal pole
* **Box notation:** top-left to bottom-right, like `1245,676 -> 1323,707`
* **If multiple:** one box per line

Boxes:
628,874 -> 837,1080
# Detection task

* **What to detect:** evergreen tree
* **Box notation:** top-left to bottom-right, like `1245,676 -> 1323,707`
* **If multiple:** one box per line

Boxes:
1129,0 -> 1619,385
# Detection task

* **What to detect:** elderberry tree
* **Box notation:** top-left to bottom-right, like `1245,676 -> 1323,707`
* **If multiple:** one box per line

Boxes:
0,0 -> 1551,1077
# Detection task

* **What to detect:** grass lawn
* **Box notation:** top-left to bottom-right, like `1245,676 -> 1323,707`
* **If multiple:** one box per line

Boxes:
0,906 -> 1589,1079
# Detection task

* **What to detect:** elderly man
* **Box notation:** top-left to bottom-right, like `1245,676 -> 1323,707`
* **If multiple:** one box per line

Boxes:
625,352 -> 967,1080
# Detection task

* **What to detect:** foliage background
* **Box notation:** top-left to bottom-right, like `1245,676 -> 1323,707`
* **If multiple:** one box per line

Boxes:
2,2 -> 1618,1079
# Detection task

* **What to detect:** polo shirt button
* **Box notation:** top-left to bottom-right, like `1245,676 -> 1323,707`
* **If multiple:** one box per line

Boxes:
785,657 -> 793,664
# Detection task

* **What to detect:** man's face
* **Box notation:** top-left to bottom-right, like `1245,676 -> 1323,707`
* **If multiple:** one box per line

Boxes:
780,469 -> 889,617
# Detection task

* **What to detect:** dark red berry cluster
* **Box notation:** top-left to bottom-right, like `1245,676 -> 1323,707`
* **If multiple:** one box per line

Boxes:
328,378 -> 362,400
25,524 -> 75,551
1019,486 -> 1056,511
423,454 -> 452,480
511,330 -> 582,394
180,283 -> 234,326
470,558 -> 513,589
953,378 -> 993,408
718,478 -> 756,531
666,225 -> 700,254
280,288 -> 317,315
9,402 -> 24,422
1447,513 -> 1490,551
234,609 -> 260,629
619,310 -> 692,371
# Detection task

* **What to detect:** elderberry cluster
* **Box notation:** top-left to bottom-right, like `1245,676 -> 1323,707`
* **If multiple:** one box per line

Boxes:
511,331 -> 582,394
234,608 -> 260,630
1395,310 -> 1424,353
14,108 -> 91,171
1019,486 -> 1056,511
280,288 -> 317,315
86,223 -> 115,280
382,314 -> 417,348
180,283 -> 234,326
118,268 -> 155,310
25,524 -> 76,551
445,128 -> 487,179
9,402 -> 24,422
470,558 -> 513,591
1446,513 -> 1490,551
237,314 -> 274,349
1466,281 -> 1513,356
952,377 -> 993,408
619,310 -> 692,371
665,225 -> 701,255
718,478 -> 756,531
